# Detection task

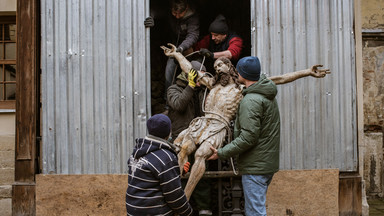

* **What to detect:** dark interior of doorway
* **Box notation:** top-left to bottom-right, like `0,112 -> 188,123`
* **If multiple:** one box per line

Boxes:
149,0 -> 251,114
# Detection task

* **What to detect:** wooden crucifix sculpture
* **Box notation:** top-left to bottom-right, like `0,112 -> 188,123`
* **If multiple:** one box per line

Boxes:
160,43 -> 330,199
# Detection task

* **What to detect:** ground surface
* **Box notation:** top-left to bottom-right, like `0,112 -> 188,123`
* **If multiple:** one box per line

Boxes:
368,197 -> 384,216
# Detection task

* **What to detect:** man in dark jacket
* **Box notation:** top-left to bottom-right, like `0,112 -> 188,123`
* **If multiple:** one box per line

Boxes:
167,61 -> 213,216
208,56 -> 280,216
194,14 -> 243,72
126,114 -> 193,216
167,61 -> 206,142
165,0 -> 200,92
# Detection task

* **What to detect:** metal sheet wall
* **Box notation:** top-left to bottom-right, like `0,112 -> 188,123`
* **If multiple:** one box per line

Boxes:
40,0 -> 357,174
251,0 -> 357,171
41,0 -> 150,174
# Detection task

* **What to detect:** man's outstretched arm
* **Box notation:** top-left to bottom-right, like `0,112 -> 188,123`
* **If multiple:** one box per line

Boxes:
160,43 -> 215,89
269,65 -> 331,85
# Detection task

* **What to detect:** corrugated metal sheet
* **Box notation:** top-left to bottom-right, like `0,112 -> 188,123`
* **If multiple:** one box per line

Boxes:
41,0 -> 357,174
251,0 -> 357,171
41,0 -> 151,174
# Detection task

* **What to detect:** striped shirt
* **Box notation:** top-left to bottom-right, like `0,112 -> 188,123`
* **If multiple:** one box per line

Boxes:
126,135 -> 193,216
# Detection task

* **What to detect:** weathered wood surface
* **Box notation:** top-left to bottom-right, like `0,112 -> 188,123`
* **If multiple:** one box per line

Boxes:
339,173 -> 362,216
14,0 -> 39,215
12,184 -> 36,216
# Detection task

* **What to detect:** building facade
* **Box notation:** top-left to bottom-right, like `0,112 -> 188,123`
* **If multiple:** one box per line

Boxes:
3,0 -> 383,215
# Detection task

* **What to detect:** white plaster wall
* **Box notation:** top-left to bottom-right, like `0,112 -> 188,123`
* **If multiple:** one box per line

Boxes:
0,113 -> 15,136
0,0 -> 16,12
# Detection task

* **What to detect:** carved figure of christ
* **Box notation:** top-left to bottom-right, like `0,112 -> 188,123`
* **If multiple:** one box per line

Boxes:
161,43 -> 330,199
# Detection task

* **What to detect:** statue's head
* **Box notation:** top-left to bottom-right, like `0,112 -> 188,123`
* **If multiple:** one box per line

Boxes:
214,57 -> 234,75
213,57 -> 241,88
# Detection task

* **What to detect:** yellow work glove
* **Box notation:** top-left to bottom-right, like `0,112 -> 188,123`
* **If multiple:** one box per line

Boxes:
188,68 -> 198,88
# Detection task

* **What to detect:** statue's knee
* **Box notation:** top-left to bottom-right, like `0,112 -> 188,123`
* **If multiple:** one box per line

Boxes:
178,143 -> 191,158
181,143 -> 189,151
174,136 -> 182,144
195,143 -> 213,159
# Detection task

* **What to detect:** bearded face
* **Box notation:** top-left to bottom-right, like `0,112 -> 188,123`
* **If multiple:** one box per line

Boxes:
214,59 -> 230,75
213,57 -> 241,88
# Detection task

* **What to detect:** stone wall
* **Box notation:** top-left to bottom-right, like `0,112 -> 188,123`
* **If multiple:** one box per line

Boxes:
361,0 -> 384,30
0,113 -> 15,216
364,133 -> 384,197
361,0 -> 384,199
0,1 -> 17,215
362,45 -> 384,128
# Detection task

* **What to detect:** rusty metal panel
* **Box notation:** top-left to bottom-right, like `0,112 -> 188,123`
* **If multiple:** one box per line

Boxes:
41,0 -> 151,174
251,0 -> 357,171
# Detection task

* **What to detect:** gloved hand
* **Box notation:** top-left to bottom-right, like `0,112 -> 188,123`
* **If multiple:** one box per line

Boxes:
176,47 -> 183,53
199,48 -> 214,59
182,162 -> 190,175
144,16 -> 154,27
188,68 -> 198,88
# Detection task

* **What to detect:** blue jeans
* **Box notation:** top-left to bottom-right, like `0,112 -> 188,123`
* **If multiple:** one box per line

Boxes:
165,57 -> 178,92
242,174 -> 274,216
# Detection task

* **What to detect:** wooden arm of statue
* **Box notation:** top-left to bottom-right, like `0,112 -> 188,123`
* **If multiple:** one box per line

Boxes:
160,43 -> 192,73
269,65 -> 331,85
160,43 -> 215,89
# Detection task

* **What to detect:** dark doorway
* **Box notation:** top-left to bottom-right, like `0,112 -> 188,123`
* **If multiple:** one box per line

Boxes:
149,0 -> 251,114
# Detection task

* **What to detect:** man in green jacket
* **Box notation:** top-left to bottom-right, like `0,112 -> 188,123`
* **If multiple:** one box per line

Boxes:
208,56 -> 280,216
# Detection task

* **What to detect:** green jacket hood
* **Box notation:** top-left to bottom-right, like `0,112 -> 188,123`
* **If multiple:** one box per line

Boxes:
243,74 -> 277,100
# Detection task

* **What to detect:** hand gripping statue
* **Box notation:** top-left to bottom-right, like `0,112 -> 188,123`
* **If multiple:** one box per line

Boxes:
160,43 -> 330,199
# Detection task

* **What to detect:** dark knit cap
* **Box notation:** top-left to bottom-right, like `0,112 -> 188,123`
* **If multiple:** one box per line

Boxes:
236,56 -> 261,81
191,61 -> 206,71
208,14 -> 228,34
147,114 -> 171,138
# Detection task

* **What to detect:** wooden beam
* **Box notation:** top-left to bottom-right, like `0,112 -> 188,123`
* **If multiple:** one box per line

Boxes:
12,184 -> 36,216
339,173 -> 362,216
13,0 -> 39,215
355,0 -> 364,179
182,171 -> 240,179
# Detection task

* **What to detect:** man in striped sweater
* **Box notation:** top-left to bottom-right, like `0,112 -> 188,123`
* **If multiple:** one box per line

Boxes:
126,114 -> 193,216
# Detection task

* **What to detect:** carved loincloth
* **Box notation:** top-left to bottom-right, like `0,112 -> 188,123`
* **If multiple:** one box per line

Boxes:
186,116 -> 230,148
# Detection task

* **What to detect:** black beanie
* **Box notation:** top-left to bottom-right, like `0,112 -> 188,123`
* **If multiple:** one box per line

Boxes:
208,14 -> 228,34
236,56 -> 261,81
147,114 -> 171,139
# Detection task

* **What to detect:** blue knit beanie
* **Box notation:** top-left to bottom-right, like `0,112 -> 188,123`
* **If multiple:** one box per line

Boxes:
236,56 -> 261,81
147,114 -> 171,138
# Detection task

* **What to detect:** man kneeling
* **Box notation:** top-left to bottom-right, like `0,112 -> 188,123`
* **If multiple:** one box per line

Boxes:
126,114 -> 193,216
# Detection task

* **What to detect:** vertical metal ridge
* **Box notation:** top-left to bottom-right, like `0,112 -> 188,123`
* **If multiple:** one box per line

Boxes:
41,0 -> 356,173
251,0 -> 357,171
41,0 -> 149,174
